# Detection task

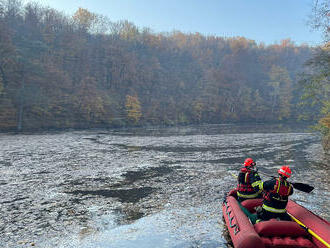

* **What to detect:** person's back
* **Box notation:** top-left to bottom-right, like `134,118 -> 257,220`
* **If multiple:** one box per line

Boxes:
253,165 -> 294,222
236,158 -> 262,202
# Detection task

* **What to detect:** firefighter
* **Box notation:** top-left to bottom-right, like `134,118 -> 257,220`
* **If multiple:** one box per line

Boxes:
252,165 -> 294,222
236,158 -> 262,202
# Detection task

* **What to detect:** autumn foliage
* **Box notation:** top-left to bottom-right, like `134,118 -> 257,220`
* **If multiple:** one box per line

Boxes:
0,1 -> 316,131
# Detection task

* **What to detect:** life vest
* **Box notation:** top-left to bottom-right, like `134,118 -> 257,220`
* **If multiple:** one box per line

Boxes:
273,178 -> 291,196
237,168 -> 261,199
262,178 -> 292,213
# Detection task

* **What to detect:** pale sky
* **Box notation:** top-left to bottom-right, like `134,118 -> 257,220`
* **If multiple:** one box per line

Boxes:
31,0 -> 323,46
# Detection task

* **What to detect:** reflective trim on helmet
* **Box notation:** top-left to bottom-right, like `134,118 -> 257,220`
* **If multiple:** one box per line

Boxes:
279,167 -> 291,177
237,191 -> 261,199
244,158 -> 256,167
262,204 -> 287,213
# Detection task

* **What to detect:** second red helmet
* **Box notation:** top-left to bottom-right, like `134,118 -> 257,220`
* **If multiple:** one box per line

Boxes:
278,166 -> 292,178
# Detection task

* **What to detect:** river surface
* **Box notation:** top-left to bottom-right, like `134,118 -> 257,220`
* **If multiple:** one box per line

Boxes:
0,123 -> 329,248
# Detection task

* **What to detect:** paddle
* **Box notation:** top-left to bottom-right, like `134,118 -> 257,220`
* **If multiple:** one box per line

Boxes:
288,213 -> 330,248
257,171 -> 314,193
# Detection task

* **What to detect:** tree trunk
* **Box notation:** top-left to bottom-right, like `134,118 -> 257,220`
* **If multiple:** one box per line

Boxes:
17,72 -> 25,131
0,64 -> 8,88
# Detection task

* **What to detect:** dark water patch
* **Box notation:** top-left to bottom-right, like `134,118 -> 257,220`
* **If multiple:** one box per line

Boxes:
60,177 -> 115,187
68,179 -> 85,186
124,210 -> 144,222
116,208 -> 145,223
66,187 -> 154,203
82,136 -> 110,145
83,137 -> 98,141
122,166 -> 178,184
40,201 -> 53,205
91,177 -> 112,183
1,197 -> 29,204
111,143 -> 140,151
34,171 -> 51,175
0,160 -> 13,167
70,198 -> 82,204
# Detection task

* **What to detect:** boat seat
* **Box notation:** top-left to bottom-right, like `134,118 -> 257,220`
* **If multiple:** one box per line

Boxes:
261,236 -> 316,248
255,220 -> 315,248
241,198 -> 263,213
254,219 -> 308,237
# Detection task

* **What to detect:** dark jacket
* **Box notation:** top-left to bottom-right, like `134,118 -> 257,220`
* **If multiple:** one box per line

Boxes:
236,167 -> 262,200
253,177 -> 293,214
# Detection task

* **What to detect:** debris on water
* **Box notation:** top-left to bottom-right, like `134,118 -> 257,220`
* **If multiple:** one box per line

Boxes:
65,187 -> 154,203
0,124 -> 328,248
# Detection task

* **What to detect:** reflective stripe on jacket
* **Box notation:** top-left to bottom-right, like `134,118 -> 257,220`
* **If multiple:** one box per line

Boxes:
237,167 -> 261,199
262,204 -> 287,213
262,177 -> 293,213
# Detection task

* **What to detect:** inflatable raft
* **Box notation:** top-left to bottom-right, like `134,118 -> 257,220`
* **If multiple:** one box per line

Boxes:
222,190 -> 330,248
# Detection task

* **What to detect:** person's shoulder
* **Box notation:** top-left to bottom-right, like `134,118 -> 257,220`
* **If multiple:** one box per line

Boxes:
264,178 -> 276,184
252,170 -> 259,175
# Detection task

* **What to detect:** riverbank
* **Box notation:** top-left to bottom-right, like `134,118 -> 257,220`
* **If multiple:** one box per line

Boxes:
322,134 -> 330,156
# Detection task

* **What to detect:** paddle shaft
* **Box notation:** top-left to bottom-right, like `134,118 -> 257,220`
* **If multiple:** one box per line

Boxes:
288,213 -> 330,248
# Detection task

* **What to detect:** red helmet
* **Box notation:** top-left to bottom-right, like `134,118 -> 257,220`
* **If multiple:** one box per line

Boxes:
278,166 -> 292,178
244,158 -> 256,167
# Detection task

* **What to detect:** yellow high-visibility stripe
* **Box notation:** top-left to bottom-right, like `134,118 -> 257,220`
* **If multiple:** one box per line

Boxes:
276,180 -> 280,193
245,173 -> 249,183
252,180 -> 263,190
262,204 -> 286,213
237,191 -> 260,199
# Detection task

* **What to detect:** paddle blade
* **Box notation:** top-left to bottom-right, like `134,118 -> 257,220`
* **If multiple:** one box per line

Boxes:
292,182 -> 314,193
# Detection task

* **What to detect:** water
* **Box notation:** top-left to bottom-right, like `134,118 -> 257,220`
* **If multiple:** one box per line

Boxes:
0,123 -> 329,248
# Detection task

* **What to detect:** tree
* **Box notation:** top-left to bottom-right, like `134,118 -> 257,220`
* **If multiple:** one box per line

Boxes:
300,0 -> 329,153
192,101 -> 203,123
125,95 -> 142,124
300,44 -> 330,123
71,76 -> 114,128
268,65 -> 292,120
0,0 -> 318,131
73,7 -> 96,32
251,90 -> 267,122
310,0 -> 329,42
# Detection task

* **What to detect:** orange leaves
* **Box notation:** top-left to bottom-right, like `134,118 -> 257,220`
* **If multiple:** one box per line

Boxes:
320,115 -> 330,128
74,77 -> 107,123
73,7 -> 97,31
125,95 -> 142,124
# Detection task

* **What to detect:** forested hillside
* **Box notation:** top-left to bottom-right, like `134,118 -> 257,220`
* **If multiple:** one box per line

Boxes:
299,0 -> 329,154
0,1 -> 315,131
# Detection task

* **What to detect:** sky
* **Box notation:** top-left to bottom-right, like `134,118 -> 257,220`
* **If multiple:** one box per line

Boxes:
31,0 -> 323,46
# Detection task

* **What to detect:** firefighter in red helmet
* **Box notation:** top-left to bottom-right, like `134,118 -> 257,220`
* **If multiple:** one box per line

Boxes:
252,165 -> 294,222
236,158 -> 262,202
